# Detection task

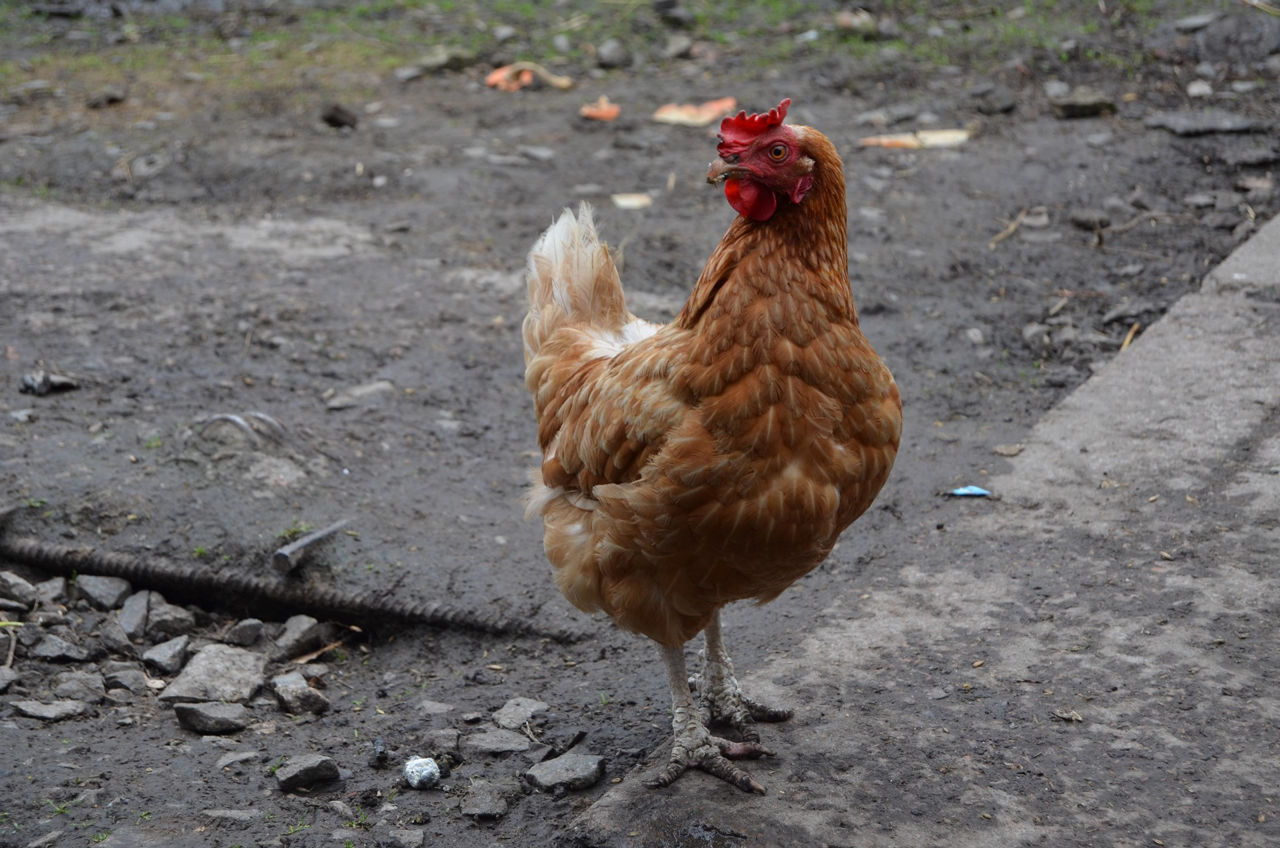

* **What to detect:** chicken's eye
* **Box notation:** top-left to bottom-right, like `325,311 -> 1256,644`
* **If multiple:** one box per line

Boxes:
768,144 -> 788,161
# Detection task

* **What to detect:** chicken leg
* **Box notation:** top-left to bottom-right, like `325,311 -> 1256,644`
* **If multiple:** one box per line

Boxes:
647,611 -> 792,794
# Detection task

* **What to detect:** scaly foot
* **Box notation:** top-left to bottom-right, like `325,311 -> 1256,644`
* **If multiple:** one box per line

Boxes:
646,708 -> 772,794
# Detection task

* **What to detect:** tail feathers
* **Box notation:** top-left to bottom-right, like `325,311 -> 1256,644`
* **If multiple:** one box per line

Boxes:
523,203 -> 629,364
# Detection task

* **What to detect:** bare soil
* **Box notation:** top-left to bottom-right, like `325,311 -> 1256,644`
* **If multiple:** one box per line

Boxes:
1,3 -> 1278,847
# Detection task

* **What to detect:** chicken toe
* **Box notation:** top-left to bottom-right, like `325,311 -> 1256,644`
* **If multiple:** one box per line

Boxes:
650,643 -> 772,794
698,611 -> 794,740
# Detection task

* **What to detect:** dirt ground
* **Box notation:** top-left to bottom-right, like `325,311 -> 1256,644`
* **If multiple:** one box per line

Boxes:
1,2 -> 1278,846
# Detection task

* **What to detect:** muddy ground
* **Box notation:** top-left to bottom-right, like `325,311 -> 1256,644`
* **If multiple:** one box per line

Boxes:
1,2 -> 1278,846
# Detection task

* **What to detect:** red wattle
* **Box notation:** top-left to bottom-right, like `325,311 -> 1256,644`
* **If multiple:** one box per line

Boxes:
724,178 -> 778,222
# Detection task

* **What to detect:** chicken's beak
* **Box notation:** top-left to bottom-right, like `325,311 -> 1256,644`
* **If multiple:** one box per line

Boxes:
706,159 -> 745,186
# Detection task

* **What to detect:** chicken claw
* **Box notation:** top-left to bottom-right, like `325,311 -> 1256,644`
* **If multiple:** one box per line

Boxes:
654,638 -> 779,793
646,706 -> 771,794
697,611 -> 794,742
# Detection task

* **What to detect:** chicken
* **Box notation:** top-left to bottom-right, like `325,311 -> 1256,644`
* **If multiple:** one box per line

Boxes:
522,98 -> 901,793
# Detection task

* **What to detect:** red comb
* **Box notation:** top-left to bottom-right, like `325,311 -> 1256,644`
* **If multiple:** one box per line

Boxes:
717,98 -> 791,158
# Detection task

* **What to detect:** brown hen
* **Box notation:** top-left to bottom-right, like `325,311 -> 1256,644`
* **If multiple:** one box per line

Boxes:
523,99 -> 901,793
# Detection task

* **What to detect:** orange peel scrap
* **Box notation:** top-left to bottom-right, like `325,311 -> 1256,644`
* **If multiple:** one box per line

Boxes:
652,96 -> 738,127
485,61 -> 574,92
580,95 -> 621,121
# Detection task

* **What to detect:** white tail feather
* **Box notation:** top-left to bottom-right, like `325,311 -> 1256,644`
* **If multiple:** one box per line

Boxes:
523,203 -> 642,364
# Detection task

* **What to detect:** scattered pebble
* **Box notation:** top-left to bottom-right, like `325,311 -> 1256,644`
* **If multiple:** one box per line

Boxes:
272,670 -> 331,715
31,632 -> 92,662
325,380 -> 396,411
461,782 -> 510,820
146,594 -> 196,639
321,103 -> 359,130
1068,209 -> 1111,231
1145,109 -> 1267,136
142,634 -> 189,675
462,728 -> 533,755
224,617 -> 263,647
403,756 -> 441,789
159,644 -> 266,704
596,38 -> 631,69
1186,80 -> 1213,99
103,663 -> 148,693
74,575 -> 131,610
175,701 -> 250,734
117,591 -> 150,641
53,671 -> 105,704
272,614 -> 326,660
0,571 -> 38,607
275,753 -> 340,793
525,752 -> 605,792
1048,85 -> 1115,119
493,696 -> 549,730
12,699 -> 88,721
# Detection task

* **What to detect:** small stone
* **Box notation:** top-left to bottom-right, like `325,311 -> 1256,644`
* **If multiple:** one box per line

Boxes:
31,633 -> 91,662
964,327 -> 985,345
225,618 -> 263,647
0,571 -> 38,606
272,614 -> 324,660
492,24 -> 517,42
86,85 -> 126,109
417,44 -> 475,72
271,671 -> 330,715
518,145 -> 555,163
12,699 -> 87,721
143,635 -> 189,674
596,38 -> 630,69
325,380 -> 395,411
463,728 -> 532,755
660,33 -> 693,60
117,591 -> 150,641
175,701 -> 250,734
200,809 -> 256,823
461,782 -> 509,820
393,64 -> 425,84
75,575 -> 132,610
1186,80 -> 1213,99
0,666 -> 19,693
1145,109 -> 1267,136
403,756 -> 441,789
215,750 -> 259,770
1048,85 -> 1115,119
321,103 -> 359,129
384,829 -> 426,848
103,664 -> 148,692
146,594 -> 195,639
96,617 -> 135,657
416,698 -> 453,716
275,753 -> 340,793
493,697 -> 549,730
53,671 -> 105,704
411,730 -> 454,759
655,0 -> 694,27
1174,12 -> 1219,33
33,577 -> 66,606
1022,322 -> 1051,348
1068,209 -> 1111,230
525,752 -> 605,791
159,644 -> 266,703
